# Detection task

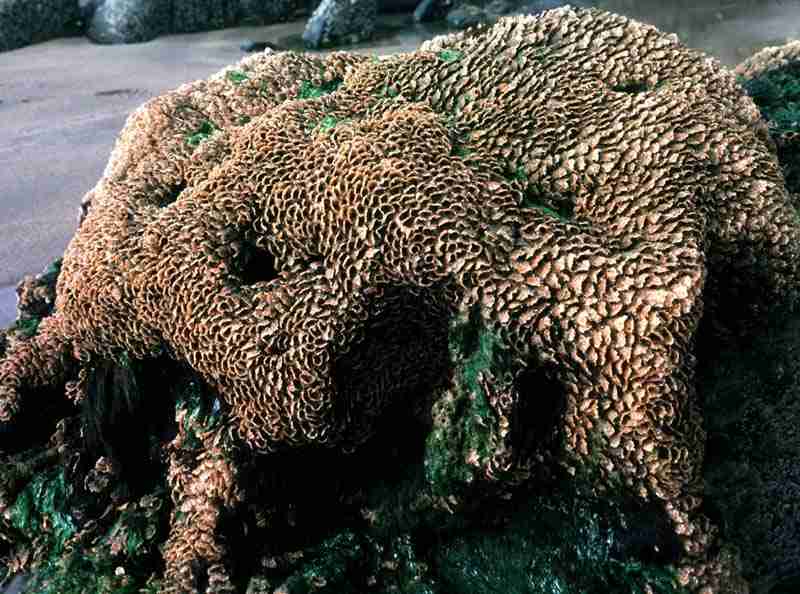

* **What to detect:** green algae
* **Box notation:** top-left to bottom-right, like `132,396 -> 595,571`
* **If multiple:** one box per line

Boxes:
12,317 -> 40,338
175,378 -> 224,451
318,115 -> 341,132
378,83 -> 400,98
437,50 -> 463,63
17,487 -> 170,594
41,259 -> 62,280
741,62 -> 800,194
424,306 -> 516,495
741,65 -> 800,135
9,468 -> 75,554
434,485 -> 686,594
186,120 -> 219,147
298,79 -> 343,100
226,70 -> 250,85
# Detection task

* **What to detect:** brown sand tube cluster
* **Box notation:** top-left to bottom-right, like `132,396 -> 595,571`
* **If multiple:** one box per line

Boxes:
2,7 -> 800,592
734,40 -> 800,80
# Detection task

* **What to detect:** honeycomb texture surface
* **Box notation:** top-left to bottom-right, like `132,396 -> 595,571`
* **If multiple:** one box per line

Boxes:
2,7 -> 799,592
735,40 -> 800,80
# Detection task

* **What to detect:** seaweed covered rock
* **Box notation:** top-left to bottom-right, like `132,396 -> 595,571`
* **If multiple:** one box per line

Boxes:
2,6 -> 800,593
698,306 -> 800,594
736,42 -> 800,195
0,0 -> 81,52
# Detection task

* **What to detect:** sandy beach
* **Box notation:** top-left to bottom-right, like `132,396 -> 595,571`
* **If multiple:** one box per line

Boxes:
1,2 -> 799,330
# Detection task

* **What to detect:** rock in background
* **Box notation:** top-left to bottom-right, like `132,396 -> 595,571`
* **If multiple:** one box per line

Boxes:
86,0 -> 296,44
0,0 -> 81,53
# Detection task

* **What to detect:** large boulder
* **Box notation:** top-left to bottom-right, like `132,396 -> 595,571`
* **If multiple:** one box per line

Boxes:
87,0 -> 296,45
302,0 -> 378,48
2,8 -> 800,593
736,41 -> 800,196
86,0 -> 170,44
0,0 -> 80,52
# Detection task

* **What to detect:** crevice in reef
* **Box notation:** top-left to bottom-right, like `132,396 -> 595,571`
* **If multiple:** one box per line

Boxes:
331,284 -> 454,436
511,361 -> 567,460
610,79 -> 650,94
229,235 -> 279,286
154,181 -> 187,208
82,356 -> 179,488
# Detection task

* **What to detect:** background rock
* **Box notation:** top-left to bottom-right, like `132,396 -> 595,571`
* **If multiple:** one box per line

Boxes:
0,0 -> 81,52
698,308 -> 800,594
87,0 -> 170,44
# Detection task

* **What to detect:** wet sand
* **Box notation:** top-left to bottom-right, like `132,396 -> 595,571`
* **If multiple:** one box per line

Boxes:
1,1 -> 799,330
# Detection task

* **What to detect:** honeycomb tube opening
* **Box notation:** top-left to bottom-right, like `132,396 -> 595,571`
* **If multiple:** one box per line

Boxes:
230,236 -> 279,286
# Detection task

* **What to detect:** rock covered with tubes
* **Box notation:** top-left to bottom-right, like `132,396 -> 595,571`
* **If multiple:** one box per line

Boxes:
2,6 -> 800,593
736,40 -> 800,197
735,40 -> 800,81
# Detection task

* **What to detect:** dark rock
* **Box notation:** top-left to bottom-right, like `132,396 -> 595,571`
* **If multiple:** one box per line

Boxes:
413,0 -> 454,23
238,0 -> 297,25
443,0 -> 582,31
79,0 -> 101,21
302,0 -> 378,48
698,307 -> 800,590
445,2 -> 485,29
0,0 -> 81,52
87,0 -> 170,44
171,0 -> 239,35
240,39 -> 283,52
88,0 -> 298,45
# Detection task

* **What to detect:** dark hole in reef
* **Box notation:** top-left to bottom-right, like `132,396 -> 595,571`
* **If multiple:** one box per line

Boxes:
83,356 -> 180,493
606,498 -> 684,565
611,80 -> 650,94
520,189 -> 575,221
332,284 -> 453,431
0,383 -> 75,455
231,237 -> 279,285
154,181 -> 186,208
511,361 -> 567,458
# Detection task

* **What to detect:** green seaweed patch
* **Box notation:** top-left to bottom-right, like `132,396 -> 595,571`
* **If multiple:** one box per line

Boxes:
378,83 -> 400,99
309,115 -> 350,134
175,379 -> 224,450
226,70 -> 250,85
238,115 -> 252,125
318,115 -> 340,132
9,468 -> 75,554
12,317 -> 41,338
434,483 -> 687,594
437,49 -> 463,63
741,63 -> 800,134
424,307 -> 516,495
17,487 -> 170,594
277,531 -> 365,593
511,166 -> 528,182
42,258 -> 62,280
451,145 -> 472,158
520,191 -> 574,222
298,79 -> 343,100
186,120 -> 219,147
